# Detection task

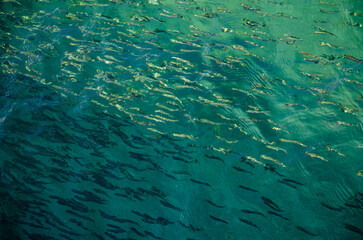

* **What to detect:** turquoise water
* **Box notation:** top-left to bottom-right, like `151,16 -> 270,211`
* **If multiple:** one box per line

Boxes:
0,0 -> 362,239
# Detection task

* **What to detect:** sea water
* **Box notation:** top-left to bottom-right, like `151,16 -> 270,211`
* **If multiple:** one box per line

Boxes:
0,0 -> 362,239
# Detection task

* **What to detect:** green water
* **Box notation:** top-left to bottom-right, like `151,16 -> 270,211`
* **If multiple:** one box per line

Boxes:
0,0 -> 362,239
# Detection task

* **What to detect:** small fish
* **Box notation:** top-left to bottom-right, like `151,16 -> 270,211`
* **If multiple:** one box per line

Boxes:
130,227 -> 145,237
260,155 -> 286,168
233,166 -> 253,174
238,185 -> 259,193
343,55 -> 363,63
160,200 -> 182,212
278,37 -> 296,45
280,138 -> 307,147
266,145 -> 287,154
277,12 -> 297,19
261,196 -> 282,212
296,226 -> 318,236
209,215 -> 228,224
241,209 -> 265,217
205,199 -> 226,208
267,211 -> 289,220
320,42 -> 343,49
282,178 -> 304,185
314,26 -> 335,35
239,218 -> 260,229
305,152 -> 328,162
172,170 -> 192,176
205,154 -> 225,163
320,202 -> 344,211
325,146 -> 347,157
344,223 -> 363,236
320,10 -> 338,14
190,178 -> 212,187
350,12 -> 363,17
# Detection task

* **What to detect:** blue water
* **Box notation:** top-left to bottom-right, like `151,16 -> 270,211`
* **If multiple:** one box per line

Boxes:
0,0 -> 362,239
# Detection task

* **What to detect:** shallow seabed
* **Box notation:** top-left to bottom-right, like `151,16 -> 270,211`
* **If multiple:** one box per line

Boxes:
0,0 -> 362,239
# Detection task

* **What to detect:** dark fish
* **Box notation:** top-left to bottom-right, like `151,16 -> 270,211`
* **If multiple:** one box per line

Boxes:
56,226 -> 82,236
238,185 -> 259,193
233,166 -> 252,174
205,199 -> 226,208
131,210 -> 157,224
344,223 -> 363,236
345,192 -> 363,209
281,178 -> 304,185
65,210 -> 95,223
267,211 -> 289,220
209,215 -> 228,224
296,226 -> 319,236
72,189 -> 105,204
21,229 -> 53,240
172,155 -> 192,163
264,164 -> 285,177
144,230 -> 162,239
93,188 -> 110,197
93,232 -> 106,240
58,233 -> 73,240
320,202 -> 344,211
241,209 -> 265,217
69,218 -> 89,231
261,197 -> 282,212
52,197 -> 89,213
160,200 -> 183,212
15,220 -> 49,230
205,154 -> 225,163
130,227 -> 145,237
172,170 -> 192,176
239,218 -> 260,230
149,216 -> 170,226
154,29 -> 170,34
107,224 -> 127,234
177,220 -> 202,232
99,210 -> 140,226
105,232 -> 119,240
190,178 -> 212,187
277,180 -> 297,189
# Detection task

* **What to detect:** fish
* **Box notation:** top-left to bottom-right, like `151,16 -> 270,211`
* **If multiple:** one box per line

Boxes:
305,152 -> 328,162
344,223 -> 363,236
190,178 -> 212,187
314,26 -> 335,35
160,200 -> 183,212
261,196 -> 283,212
144,231 -> 162,239
280,138 -> 307,147
99,210 -> 140,226
238,185 -> 259,193
296,226 -> 319,236
320,202 -> 344,211
277,12 -> 297,19
239,218 -> 260,230
241,209 -> 265,217
267,211 -> 289,220
343,55 -> 363,63
130,227 -> 145,237
204,154 -> 225,163
260,155 -> 286,168
205,199 -> 226,208
233,166 -> 253,174
209,215 -> 229,224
